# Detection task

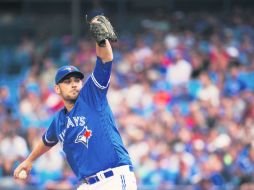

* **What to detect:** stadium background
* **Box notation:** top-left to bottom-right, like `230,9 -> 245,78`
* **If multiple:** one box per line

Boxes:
0,0 -> 254,189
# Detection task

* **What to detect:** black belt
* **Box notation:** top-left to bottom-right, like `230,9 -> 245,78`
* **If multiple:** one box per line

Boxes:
82,165 -> 134,185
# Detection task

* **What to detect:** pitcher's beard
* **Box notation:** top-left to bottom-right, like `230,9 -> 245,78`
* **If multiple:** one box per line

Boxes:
68,97 -> 77,104
65,94 -> 78,103
59,88 -> 80,104
62,92 -> 79,104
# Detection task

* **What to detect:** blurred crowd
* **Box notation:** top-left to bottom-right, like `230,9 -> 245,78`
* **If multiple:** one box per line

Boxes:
1,8 -> 254,190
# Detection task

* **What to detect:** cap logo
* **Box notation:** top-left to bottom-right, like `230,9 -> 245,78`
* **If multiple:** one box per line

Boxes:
65,67 -> 74,71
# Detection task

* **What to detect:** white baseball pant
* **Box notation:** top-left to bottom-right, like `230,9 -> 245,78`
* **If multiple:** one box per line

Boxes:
77,165 -> 137,190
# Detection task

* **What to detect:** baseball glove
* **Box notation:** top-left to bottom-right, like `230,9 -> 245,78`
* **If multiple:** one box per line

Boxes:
89,15 -> 117,47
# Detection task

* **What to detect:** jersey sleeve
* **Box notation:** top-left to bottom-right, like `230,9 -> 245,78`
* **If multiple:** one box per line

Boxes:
80,56 -> 112,111
42,118 -> 59,147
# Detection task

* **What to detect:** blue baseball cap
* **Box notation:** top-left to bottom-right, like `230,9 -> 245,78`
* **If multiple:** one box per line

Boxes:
55,65 -> 84,84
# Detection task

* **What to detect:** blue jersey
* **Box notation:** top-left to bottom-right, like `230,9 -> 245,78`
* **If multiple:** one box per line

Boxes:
42,57 -> 132,180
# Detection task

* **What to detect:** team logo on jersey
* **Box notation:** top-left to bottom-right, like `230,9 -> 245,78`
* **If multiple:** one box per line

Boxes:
75,126 -> 92,148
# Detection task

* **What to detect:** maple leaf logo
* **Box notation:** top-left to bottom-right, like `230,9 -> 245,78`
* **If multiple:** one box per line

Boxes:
75,126 -> 92,148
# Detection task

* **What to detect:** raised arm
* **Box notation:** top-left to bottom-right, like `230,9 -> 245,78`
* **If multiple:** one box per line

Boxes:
14,139 -> 52,180
96,39 -> 113,63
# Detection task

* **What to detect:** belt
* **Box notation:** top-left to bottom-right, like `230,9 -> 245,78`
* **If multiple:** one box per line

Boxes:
82,165 -> 134,185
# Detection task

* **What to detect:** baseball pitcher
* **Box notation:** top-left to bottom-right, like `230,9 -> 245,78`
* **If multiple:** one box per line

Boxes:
14,15 -> 137,190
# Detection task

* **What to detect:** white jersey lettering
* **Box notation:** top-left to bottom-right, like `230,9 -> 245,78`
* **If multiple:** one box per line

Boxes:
73,116 -> 80,126
67,117 -> 75,128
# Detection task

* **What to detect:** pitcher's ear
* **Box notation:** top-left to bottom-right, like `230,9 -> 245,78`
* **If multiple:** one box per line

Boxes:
54,84 -> 60,94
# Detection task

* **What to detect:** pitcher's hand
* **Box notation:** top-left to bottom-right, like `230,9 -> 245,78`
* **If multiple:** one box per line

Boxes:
13,160 -> 33,180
